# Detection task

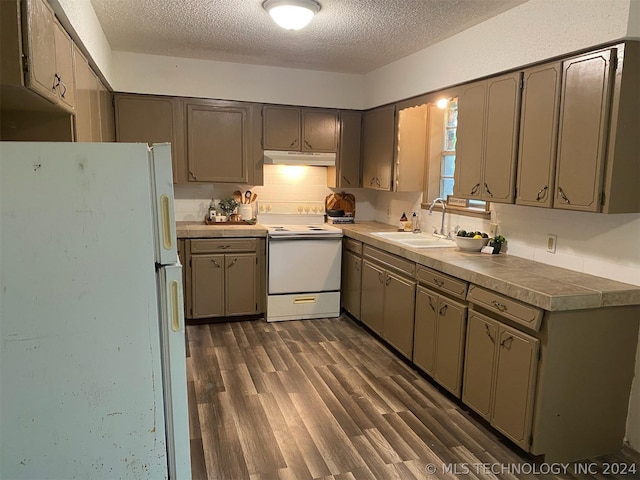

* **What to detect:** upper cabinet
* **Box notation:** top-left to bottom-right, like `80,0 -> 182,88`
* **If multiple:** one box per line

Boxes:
555,43 -> 639,213
74,49 -> 101,142
395,104 -> 428,192
328,110 -> 361,188
362,104 -> 395,191
263,105 -> 338,152
114,94 -> 186,183
22,0 -> 74,110
186,99 -> 263,185
454,72 -> 522,203
515,62 -> 562,208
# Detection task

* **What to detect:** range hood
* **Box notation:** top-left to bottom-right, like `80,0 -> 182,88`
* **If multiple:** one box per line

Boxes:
263,150 -> 336,166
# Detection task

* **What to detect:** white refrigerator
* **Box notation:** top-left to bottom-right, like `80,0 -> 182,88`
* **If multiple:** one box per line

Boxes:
0,142 -> 191,479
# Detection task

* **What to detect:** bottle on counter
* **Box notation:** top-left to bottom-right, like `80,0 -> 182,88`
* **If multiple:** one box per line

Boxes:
399,212 -> 408,231
208,200 -> 216,221
411,212 -> 420,232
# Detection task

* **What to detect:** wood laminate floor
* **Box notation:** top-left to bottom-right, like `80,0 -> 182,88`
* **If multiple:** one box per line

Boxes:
186,316 -> 639,479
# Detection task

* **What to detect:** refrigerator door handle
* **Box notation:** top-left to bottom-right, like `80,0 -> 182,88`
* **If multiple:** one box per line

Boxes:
161,194 -> 175,251
170,280 -> 181,332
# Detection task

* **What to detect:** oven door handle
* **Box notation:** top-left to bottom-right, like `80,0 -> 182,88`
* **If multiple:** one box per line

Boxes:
268,235 -> 343,241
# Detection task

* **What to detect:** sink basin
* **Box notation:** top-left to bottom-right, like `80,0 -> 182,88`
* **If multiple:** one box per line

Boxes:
371,231 -> 455,248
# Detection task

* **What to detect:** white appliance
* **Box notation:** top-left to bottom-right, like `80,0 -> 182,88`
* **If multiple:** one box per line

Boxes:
259,202 -> 342,322
263,149 -> 336,166
0,142 -> 190,480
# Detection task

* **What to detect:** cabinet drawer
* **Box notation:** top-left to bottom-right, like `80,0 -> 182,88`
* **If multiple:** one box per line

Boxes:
416,265 -> 468,300
363,245 -> 415,277
190,238 -> 258,254
344,238 -> 362,255
467,285 -> 543,332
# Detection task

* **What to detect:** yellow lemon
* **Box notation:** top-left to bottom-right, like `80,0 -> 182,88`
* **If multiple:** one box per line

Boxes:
473,234 -> 483,239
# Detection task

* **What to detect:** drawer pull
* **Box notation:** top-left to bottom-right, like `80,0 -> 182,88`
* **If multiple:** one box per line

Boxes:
500,335 -> 513,348
439,304 -> 448,316
294,296 -> 316,304
485,324 -> 495,342
218,245 -> 230,249
428,297 -> 436,312
491,300 -> 508,312
434,278 -> 445,287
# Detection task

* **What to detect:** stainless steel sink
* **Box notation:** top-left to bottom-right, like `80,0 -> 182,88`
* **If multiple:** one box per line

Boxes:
371,231 -> 455,248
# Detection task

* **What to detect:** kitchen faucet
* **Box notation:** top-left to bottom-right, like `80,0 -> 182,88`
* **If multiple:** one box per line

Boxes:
428,197 -> 447,237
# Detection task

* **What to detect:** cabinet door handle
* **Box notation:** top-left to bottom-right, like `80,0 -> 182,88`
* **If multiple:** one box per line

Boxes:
428,297 -> 436,312
354,262 -> 360,272
375,177 -> 381,187
304,140 -> 313,150
289,139 -> 297,148
342,175 -> 351,185
536,185 -> 548,201
211,259 -> 221,268
491,300 -> 507,312
228,258 -> 237,267
433,278 -> 444,288
59,79 -> 67,98
470,183 -> 480,195
485,324 -> 495,342
439,304 -> 448,316
52,73 -> 61,91
385,275 -> 392,286
188,171 -> 198,181
484,183 -> 493,197
500,335 -> 514,348
557,187 -> 570,204
378,272 -> 385,284
369,177 -> 376,186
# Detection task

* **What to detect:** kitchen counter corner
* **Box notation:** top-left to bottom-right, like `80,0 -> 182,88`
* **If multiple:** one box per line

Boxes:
176,221 -> 267,238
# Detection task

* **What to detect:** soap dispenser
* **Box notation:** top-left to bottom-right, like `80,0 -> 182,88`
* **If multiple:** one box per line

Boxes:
399,212 -> 408,231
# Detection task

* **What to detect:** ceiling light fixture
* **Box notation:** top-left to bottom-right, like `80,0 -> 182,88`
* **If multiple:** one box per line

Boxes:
263,0 -> 321,31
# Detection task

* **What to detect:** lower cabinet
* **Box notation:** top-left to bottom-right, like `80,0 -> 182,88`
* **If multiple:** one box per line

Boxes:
341,239 -> 363,319
360,246 -> 416,359
185,238 -> 265,319
462,309 -> 539,451
413,286 -> 467,397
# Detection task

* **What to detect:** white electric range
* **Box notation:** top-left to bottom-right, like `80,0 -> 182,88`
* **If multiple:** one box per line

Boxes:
258,202 -> 343,322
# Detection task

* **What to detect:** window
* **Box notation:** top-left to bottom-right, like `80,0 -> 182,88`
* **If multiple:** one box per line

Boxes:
440,99 -> 457,198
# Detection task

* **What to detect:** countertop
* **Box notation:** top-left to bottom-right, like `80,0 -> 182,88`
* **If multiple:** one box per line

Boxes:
176,220 -> 640,311
341,222 -> 640,312
176,221 -> 267,238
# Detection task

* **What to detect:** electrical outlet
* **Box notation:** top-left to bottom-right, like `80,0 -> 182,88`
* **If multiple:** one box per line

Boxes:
386,205 -> 391,218
489,222 -> 498,237
547,234 -> 557,254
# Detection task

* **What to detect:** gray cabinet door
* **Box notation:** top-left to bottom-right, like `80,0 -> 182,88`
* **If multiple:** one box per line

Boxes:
53,20 -> 75,110
225,253 -> 257,316
191,255 -> 224,318
483,72 -> 522,203
453,81 -> 485,199
382,271 -> 416,359
341,250 -> 362,319
433,297 -> 467,398
516,62 -> 561,208
491,324 -> 539,450
186,102 -> 249,183
413,286 -> 438,375
555,48 -> 614,212
462,312 -> 498,420
23,0 -> 57,104
333,110 -> 362,188
362,105 -> 395,191
74,50 -> 99,142
263,105 -> 300,150
360,259 -> 385,335
302,109 -> 338,152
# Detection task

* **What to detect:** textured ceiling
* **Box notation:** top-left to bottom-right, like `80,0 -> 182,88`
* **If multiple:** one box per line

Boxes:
90,0 -> 525,74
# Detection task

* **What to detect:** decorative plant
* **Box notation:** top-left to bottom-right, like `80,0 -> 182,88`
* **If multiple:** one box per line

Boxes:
491,235 -> 506,244
218,198 -> 238,216
489,235 -> 506,254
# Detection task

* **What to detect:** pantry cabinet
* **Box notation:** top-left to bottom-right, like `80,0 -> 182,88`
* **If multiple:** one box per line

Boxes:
515,62 -> 562,207
454,71 -> 522,203
341,238 -> 362,319
462,310 -> 539,450
262,105 -> 338,152
360,246 -> 416,358
115,94 -> 186,183
185,238 -> 265,320
362,105 -> 395,191
328,110 -> 362,188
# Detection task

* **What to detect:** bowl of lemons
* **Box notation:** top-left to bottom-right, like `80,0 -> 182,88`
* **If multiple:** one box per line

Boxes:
454,230 -> 490,251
